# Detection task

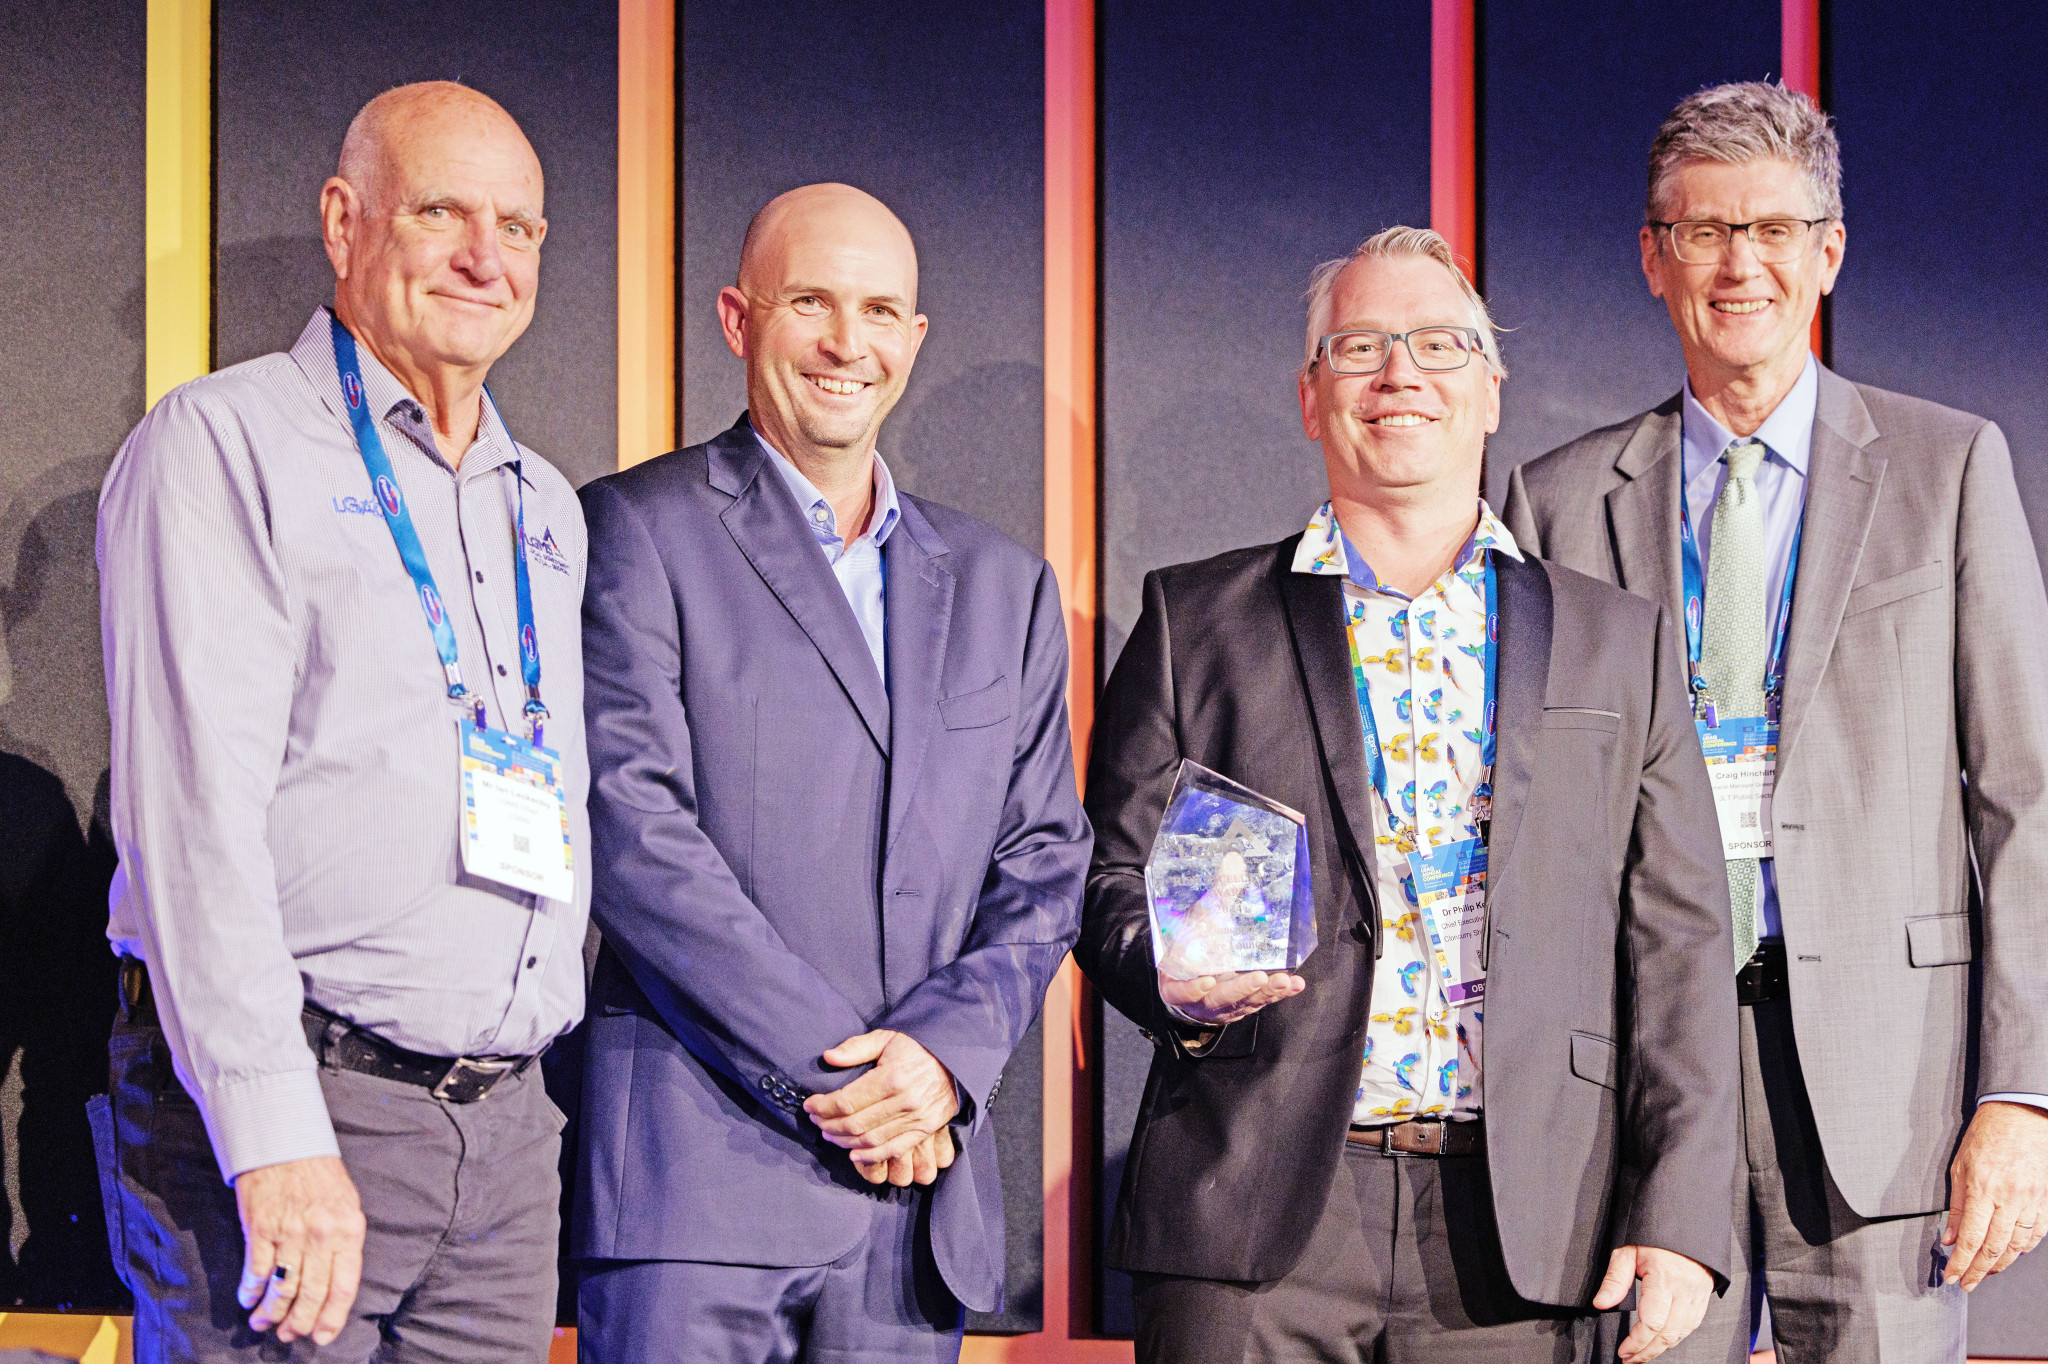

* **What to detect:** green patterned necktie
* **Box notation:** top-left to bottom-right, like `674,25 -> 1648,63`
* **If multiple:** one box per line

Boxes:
1700,438 -> 1768,966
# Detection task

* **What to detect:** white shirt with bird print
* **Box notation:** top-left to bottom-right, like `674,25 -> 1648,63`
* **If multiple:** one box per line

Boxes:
1292,498 -> 1522,1124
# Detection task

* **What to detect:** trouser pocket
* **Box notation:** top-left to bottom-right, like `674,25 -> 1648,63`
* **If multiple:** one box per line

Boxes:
85,1092 -> 131,1292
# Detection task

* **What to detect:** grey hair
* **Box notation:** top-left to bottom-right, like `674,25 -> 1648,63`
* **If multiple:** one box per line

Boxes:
1647,80 -> 1842,224
1301,226 -> 1504,376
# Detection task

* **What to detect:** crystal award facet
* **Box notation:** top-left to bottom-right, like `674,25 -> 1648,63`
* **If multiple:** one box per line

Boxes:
1143,761 -> 1315,980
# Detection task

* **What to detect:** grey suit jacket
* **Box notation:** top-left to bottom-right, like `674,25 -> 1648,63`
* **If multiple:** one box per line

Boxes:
1077,540 -> 1739,1304
1502,366 -> 2048,1217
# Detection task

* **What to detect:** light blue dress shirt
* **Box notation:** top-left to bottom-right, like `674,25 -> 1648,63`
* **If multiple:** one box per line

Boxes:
1682,360 -> 2045,1112
752,421 -> 900,684
1681,355 -> 1817,943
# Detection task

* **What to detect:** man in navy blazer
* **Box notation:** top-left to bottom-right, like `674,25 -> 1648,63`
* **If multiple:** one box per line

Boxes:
572,182 -> 1090,1363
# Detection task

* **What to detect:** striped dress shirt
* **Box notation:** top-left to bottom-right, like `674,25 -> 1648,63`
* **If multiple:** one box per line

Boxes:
98,309 -> 591,1182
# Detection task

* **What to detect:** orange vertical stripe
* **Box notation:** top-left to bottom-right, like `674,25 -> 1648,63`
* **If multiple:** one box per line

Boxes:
1430,0 -> 1478,279
1782,0 -> 1825,360
618,0 -> 677,470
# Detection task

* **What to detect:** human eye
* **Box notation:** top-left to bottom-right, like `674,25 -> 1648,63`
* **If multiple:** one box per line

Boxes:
1753,221 -> 1796,244
1680,222 -> 1727,248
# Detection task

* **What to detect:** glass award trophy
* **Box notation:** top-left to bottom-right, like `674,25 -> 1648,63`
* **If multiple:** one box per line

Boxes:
1143,760 -> 1315,980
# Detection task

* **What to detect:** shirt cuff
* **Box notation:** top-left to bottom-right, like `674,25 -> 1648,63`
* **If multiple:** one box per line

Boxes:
203,1068 -> 340,1184
1977,1092 -> 2048,1115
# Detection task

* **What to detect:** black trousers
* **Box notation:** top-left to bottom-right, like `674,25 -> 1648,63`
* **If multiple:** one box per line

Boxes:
1132,1142 -> 1608,1364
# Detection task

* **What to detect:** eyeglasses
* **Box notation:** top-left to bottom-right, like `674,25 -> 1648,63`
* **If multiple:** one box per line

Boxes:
1649,218 -> 1832,266
1311,327 -> 1486,375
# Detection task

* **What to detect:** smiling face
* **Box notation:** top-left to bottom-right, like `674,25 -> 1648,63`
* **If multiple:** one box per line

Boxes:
1640,156 -> 1845,397
324,87 -> 546,383
1298,253 -> 1500,505
718,185 -> 927,465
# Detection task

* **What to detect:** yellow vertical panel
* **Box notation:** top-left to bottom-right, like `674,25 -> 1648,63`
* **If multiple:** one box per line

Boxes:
617,0 -> 677,469
145,0 -> 211,407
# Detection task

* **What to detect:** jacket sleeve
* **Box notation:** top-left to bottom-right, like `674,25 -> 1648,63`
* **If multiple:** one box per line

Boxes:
579,477 -> 875,1133
1074,570 -> 1194,1042
1952,421 -> 2048,1098
1615,602 -> 1741,1288
877,561 -> 1092,1132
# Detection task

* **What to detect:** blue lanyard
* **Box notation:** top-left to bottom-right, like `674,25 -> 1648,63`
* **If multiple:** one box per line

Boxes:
330,314 -> 548,743
1347,554 -> 1497,835
1678,459 -> 1802,726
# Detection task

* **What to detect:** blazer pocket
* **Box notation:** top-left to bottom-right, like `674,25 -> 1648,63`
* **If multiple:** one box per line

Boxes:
1906,912 -> 1974,967
1845,560 -> 1945,617
1541,706 -> 1621,733
939,678 -> 1011,730
1570,1031 -> 1619,1090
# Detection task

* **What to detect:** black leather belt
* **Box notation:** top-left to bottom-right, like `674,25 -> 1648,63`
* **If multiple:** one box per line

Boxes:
119,956 -> 537,1105
1736,940 -> 1788,1006
1347,1117 -> 1485,1157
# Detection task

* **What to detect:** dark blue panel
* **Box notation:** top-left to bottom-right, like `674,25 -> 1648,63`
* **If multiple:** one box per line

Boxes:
1098,1 -> 1430,1332
1831,8 -> 2048,574
1101,0 -> 1432,669
1480,0 -> 1779,493
0,0 -> 142,1310
214,0 -> 619,489
1834,16 -> 2048,1351
681,1 -> 1045,559
683,14 -> 1047,1330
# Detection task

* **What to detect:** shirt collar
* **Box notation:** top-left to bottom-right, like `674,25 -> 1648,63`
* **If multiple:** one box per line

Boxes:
1291,498 -> 1523,594
1682,352 -> 1817,488
749,417 -> 901,550
291,307 -> 516,476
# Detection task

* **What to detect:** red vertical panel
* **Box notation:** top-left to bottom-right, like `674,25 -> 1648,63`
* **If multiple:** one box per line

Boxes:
1431,0 -> 1478,280
1782,0 -> 1825,359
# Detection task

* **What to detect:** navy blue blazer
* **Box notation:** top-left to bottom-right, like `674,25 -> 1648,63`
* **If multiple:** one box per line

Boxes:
572,417 -> 1090,1312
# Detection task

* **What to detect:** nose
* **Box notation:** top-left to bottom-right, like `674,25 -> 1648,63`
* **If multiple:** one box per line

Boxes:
819,307 -> 865,364
451,213 -> 507,287
1374,337 -> 1426,390
1717,228 -> 1764,281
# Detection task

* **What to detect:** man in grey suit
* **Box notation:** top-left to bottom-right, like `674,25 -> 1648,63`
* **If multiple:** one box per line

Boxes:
1504,81 -> 2048,1361
1078,226 -> 1738,1363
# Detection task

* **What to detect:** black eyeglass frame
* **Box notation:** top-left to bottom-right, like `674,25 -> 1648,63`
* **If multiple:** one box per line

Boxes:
1309,325 -> 1488,376
1646,217 -> 1835,263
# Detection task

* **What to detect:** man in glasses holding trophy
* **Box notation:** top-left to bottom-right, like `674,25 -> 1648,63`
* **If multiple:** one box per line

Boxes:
1077,227 -> 1739,1362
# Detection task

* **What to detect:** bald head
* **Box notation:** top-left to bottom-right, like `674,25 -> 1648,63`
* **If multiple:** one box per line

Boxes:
737,183 -> 917,304
338,82 -> 540,214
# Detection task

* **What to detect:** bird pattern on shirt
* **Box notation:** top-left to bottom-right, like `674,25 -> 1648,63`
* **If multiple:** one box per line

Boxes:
1293,499 -> 1523,1122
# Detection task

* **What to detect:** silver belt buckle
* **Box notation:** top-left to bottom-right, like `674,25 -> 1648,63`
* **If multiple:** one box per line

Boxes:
432,1056 -> 517,1102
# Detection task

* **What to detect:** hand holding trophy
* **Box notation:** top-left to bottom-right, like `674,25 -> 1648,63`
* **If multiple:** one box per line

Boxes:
1145,762 -> 1314,1026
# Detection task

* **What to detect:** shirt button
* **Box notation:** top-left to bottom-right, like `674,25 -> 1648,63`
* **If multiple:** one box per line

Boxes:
526,956 -> 538,969
475,570 -> 484,583
497,664 -> 509,676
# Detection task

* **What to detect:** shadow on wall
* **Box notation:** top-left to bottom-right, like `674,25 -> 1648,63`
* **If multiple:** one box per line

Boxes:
884,359 -> 1046,557
0,482 -> 127,1311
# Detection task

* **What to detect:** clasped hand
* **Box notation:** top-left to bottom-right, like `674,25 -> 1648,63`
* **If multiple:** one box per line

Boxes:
1158,968 -> 1306,1027
805,1029 -> 960,1188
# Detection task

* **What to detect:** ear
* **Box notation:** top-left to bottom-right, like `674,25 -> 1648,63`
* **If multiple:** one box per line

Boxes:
1639,224 -> 1666,301
1483,365 -> 1502,436
716,286 -> 750,360
1298,367 -> 1322,442
321,177 -> 358,281
1818,218 -> 1847,296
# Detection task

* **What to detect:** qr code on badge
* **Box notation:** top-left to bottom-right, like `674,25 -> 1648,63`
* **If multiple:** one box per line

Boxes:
1738,813 -> 1758,828
513,833 -> 531,854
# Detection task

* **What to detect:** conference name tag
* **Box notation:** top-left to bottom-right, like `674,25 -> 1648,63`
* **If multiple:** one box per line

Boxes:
1406,838 -> 1487,1004
460,723 -> 574,900
1696,715 -> 1775,860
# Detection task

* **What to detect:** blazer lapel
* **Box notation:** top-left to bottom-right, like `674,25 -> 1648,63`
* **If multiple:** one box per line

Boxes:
1777,370 -> 1885,769
716,422 -> 892,753
1277,553 -> 1377,918
881,502 -> 955,857
1482,552 -> 1553,904
1605,397 -> 1687,633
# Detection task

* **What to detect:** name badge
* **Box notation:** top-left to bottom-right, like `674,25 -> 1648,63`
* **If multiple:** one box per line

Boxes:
1696,714 -> 1775,860
1406,838 -> 1487,1004
460,723 -> 574,900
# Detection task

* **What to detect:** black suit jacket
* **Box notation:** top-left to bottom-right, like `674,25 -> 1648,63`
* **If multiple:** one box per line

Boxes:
1076,536 -> 1739,1306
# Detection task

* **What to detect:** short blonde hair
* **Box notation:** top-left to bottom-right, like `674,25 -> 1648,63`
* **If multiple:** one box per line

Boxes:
1302,226 -> 1505,376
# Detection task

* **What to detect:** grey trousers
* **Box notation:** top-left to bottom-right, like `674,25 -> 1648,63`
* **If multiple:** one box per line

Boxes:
1131,1141 -> 1605,1364
92,1014 -> 565,1363
1658,995 -> 1967,1363
576,1182 -> 962,1364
